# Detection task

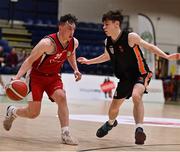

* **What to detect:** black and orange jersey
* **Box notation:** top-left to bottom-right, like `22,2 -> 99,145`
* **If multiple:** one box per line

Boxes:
105,31 -> 151,80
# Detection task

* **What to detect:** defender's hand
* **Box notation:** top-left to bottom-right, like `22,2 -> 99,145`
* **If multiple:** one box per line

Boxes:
74,70 -> 82,81
167,53 -> 180,60
77,57 -> 90,65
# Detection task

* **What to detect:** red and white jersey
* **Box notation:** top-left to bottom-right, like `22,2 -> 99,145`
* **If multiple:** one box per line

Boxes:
31,33 -> 74,75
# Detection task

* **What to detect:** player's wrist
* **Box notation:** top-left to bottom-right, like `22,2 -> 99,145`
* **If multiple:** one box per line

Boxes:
74,70 -> 79,73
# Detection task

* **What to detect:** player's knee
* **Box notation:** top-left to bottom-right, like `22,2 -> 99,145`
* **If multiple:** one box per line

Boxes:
132,92 -> 142,103
57,93 -> 66,102
60,93 -> 66,100
55,96 -> 67,107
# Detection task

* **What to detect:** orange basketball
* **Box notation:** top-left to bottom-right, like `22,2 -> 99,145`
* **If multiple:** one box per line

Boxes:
5,80 -> 28,101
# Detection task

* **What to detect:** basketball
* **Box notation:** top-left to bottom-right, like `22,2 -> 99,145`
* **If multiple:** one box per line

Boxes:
5,80 -> 28,101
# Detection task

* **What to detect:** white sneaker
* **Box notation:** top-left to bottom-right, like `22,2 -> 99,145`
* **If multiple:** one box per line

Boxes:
3,106 -> 17,131
61,131 -> 78,145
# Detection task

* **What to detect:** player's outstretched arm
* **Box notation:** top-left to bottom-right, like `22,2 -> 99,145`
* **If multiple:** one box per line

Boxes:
77,49 -> 110,65
129,32 -> 180,61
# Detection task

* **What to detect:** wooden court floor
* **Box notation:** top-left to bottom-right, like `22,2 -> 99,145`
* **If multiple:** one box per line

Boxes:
0,95 -> 180,151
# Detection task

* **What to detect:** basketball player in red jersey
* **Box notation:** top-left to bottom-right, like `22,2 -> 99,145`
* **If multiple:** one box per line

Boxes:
3,14 -> 81,145
78,10 -> 180,145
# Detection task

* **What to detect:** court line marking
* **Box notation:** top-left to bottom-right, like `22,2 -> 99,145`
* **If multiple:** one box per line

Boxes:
69,114 -> 180,128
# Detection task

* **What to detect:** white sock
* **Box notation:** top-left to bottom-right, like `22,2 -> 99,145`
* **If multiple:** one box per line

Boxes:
108,119 -> 115,125
136,123 -> 143,129
61,126 -> 69,134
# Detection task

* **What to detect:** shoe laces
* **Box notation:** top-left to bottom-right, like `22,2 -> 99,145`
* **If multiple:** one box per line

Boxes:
6,106 -> 16,119
102,121 -> 113,131
61,131 -> 78,145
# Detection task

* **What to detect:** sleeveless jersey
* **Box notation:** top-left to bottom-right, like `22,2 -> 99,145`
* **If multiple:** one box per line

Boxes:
106,31 -> 151,80
31,33 -> 74,75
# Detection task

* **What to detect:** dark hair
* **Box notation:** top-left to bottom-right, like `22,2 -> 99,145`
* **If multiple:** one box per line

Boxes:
102,10 -> 123,24
59,14 -> 78,25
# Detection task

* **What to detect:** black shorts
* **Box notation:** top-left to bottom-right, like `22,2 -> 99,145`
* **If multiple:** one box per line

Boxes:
113,72 -> 153,99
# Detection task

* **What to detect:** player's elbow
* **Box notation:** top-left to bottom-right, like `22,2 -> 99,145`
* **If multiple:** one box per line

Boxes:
146,44 -> 156,53
104,54 -> 110,61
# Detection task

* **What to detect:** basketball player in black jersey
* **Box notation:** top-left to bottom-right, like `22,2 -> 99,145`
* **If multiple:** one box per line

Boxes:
77,10 -> 180,145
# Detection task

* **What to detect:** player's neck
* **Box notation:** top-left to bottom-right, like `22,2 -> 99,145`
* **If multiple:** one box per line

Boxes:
57,32 -> 69,47
111,29 -> 121,41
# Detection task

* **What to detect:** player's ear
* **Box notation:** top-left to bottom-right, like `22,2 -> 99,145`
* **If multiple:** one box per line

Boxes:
115,21 -> 120,28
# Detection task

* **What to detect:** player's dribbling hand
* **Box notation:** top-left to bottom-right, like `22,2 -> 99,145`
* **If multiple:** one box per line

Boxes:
167,53 -> 180,60
10,76 -> 19,81
74,70 -> 82,81
77,57 -> 90,65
